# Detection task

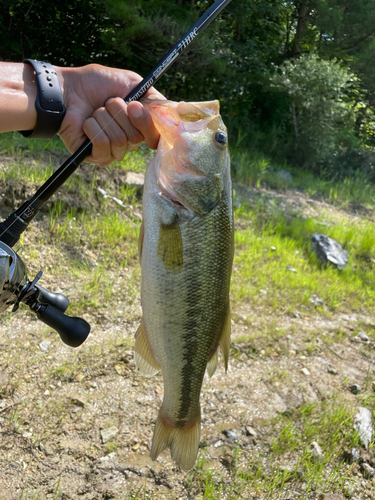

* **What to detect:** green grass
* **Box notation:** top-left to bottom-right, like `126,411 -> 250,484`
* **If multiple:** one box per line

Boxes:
2,134 -> 375,499
232,202 -> 375,314
232,148 -> 375,209
185,397 -> 362,499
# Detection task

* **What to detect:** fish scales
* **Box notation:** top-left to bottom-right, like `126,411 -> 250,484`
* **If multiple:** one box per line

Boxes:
136,99 -> 234,470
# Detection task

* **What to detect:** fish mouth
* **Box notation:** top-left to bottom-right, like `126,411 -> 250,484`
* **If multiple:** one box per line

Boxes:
159,184 -> 192,213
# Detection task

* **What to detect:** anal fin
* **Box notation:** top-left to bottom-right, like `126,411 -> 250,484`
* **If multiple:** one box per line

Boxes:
206,349 -> 219,378
219,304 -> 231,372
134,318 -> 160,377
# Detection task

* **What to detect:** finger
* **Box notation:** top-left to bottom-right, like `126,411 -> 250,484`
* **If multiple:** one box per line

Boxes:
92,106 -> 128,161
127,101 -> 160,150
145,86 -> 166,101
82,115 -> 113,167
106,97 -> 145,149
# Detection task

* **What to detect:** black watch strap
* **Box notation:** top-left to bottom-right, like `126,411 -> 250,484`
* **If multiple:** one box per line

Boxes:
19,59 -> 66,140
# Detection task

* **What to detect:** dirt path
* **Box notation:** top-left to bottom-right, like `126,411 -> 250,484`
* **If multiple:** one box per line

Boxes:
1,165 -> 375,499
1,305 -> 374,499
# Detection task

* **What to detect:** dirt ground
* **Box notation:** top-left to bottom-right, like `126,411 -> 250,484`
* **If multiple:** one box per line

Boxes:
1,162 -> 375,499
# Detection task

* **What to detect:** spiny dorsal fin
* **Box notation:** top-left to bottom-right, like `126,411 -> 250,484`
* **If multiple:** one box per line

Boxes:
134,318 -> 160,377
157,221 -> 183,273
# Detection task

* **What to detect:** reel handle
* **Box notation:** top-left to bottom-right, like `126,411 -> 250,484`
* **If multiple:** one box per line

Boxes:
34,303 -> 90,348
36,284 -> 70,312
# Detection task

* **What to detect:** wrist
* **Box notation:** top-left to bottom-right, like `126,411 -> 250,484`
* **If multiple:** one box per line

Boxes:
0,62 -> 38,133
19,60 -> 66,140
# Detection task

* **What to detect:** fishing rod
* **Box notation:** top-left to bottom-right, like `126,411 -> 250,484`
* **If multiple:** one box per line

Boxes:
0,0 -> 233,347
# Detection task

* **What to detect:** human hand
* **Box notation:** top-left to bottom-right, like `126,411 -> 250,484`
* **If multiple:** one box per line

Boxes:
57,64 -> 164,167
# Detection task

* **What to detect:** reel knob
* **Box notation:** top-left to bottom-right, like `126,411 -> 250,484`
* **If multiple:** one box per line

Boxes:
33,303 -> 90,348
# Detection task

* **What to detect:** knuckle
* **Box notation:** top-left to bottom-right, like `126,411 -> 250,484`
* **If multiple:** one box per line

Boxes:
106,97 -> 125,114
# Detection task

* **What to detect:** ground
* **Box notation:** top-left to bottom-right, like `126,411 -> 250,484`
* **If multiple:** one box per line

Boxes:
1,149 -> 375,500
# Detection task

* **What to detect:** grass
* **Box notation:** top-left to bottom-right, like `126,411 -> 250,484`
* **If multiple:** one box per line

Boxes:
2,133 -> 375,499
232,203 -> 375,316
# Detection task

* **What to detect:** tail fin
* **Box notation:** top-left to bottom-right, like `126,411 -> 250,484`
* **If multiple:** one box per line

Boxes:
150,405 -> 201,471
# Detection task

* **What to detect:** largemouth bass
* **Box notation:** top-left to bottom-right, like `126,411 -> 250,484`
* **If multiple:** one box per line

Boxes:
136,99 -> 234,470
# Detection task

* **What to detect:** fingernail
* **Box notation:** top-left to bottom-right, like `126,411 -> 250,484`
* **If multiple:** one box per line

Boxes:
130,103 -> 143,119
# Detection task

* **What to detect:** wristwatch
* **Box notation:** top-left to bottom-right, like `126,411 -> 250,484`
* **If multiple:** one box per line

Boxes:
19,59 -> 66,140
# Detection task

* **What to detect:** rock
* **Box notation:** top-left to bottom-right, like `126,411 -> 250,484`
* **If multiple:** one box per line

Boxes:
100,427 -> 119,444
357,331 -> 369,342
342,448 -> 360,463
222,429 -> 237,442
125,172 -> 145,194
360,462 -> 375,478
301,368 -> 310,376
309,294 -> 323,306
327,366 -> 338,375
274,169 -> 293,185
286,265 -> 298,273
245,426 -> 257,438
38,341 -> 51,352
39,442 -> 54,456
68,396 -> 85,408
349,384 -> 361,395
353,407 -> 373,449
98,452 -> 118,463
220,452 -> 235,473
311,234 -> 349,270
309,441 -> 323,461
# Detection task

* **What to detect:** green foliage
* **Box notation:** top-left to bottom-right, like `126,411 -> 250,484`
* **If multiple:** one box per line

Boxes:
267,54 -> 359,165
2,1 -> 375,177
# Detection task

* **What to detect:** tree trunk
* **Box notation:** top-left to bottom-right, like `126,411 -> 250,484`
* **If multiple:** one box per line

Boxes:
292,2 -> 310,57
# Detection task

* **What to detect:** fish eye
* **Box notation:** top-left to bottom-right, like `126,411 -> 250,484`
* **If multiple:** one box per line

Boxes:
214,131 -> 228,148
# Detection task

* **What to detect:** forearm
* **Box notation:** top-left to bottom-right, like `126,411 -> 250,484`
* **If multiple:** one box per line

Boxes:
0,62 -> 38,133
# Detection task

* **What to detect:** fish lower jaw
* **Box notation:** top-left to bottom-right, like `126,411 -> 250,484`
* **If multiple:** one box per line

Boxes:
159,190 -> 193,215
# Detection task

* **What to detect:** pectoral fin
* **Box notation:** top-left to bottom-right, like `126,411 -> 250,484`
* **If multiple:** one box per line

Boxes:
219,305 -> 231,373
134,318 -> 160,377
157,221 -> 183,273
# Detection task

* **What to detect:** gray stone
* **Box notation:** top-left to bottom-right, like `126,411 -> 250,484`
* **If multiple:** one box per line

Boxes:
360,462 -> 375,478
275,169 -> 292,185
245,426 -> 257,438
221,429 -> 237,442
39,341 -> 51,352
349,384 -> 361,395
286,265 -> 298,273
125,172 -> 145,194
357,331 -> 369,342
311,234 -> 349,269
309,441 -> 323,461
343,448 -> 360,463
100,427 -> 119,444
309,294 -> 323,306
353,407 -> 373,449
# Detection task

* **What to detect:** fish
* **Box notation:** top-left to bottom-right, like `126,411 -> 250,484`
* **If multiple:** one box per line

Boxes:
135,98 -> 234,470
